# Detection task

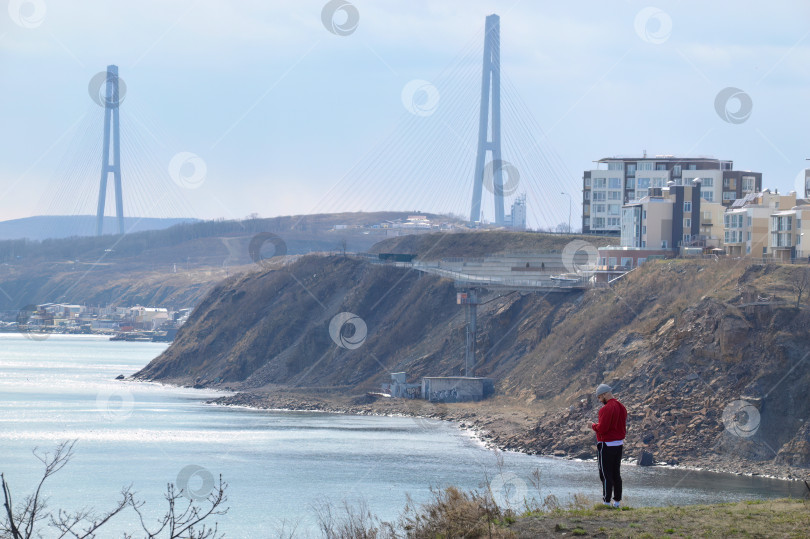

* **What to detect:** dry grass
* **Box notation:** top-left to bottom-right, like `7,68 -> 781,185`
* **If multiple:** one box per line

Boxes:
298,486 -> 810,538
510,498 -> 810,538
400,486 -> 516,538
369,230 -> 619,259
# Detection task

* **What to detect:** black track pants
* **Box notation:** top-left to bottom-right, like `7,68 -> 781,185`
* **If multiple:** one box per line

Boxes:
597,442 -> 623,503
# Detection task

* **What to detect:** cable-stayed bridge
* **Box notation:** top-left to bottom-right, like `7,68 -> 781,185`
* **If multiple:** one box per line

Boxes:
312,13 -> 576,231
40,14 -> 575,237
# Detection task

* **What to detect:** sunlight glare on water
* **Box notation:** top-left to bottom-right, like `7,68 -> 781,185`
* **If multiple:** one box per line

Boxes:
0,334 -> 804,536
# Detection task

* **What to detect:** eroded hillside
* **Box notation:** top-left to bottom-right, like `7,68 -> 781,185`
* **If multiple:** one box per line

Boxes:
136,234 -> 810,474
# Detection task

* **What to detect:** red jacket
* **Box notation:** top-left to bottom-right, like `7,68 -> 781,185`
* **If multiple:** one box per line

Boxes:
591,398 -> 627,442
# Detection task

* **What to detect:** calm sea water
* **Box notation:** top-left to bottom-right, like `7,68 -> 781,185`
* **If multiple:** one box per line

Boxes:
0,334 -> 804,536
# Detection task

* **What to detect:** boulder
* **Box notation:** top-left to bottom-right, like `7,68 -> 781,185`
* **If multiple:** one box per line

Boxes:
638,450 -> 655,466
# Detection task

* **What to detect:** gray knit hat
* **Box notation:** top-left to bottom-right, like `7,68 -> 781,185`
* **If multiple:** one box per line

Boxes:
596,383 -> 612,396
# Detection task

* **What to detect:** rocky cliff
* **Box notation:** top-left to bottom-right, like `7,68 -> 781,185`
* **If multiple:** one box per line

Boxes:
136,233 -> 810,475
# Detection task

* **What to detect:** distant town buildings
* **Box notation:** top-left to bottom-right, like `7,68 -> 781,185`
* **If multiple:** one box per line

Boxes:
333,214 -> 459,235
2,302 -> 190,334
583,155 -> 762,234
332,210 -> 527,235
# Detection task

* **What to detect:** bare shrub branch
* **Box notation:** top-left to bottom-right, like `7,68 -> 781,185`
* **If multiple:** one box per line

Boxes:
1,442 -> 228,539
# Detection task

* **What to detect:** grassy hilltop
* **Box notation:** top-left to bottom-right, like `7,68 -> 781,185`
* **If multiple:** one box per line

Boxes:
0,211 -> 448,310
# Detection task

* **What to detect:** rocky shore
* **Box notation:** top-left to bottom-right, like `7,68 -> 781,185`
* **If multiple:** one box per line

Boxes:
209,389 -> 810,483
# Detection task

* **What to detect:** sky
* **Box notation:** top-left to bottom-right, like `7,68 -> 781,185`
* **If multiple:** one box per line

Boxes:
1,0 -> 809,230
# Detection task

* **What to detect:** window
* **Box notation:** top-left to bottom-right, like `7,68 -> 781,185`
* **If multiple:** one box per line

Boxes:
625,178 -> 635,189
584,191 -> 591,200
609,177 -> 622,189
742,176 -> 755,192
635,189 -> 648,199
701,190 -> 714,202
684,201 -> 692,212
703,211 -> 711,221
661,240 -> 668,248
747,232 -> 751,241
775,233 -> 792,247
683,234 -> 691,243
608,217 -> 620,226
584,178 -> 591,187
725,214 -> 743,228
641,241 -> 646,247
723,192 -> 737,201
593,217 -> 605,228
643,210 -> 647,219
701,177 -> 714,187
688,164 -> 697,170
642,225 -> 647,234
608,204 -> 620,215
593,191 -> 606,201
626,164 -> 636,175
607,162 -> 623,171
608,191 -> 622,200
746,246 -> 751,254
638,162 -> 654,171
673,165 -> 681,176
637,178 -> 651,189
722,162 -> 732,170
621,257 -> 633,267
593,204 -> 606,213
656,163 -> 668,171
593,177 -> 606,188
584,217 -> 590,226
652,178 -> 667,188
684,218 -> 691,228
747,216 -> 752,226
608,257 -> 617,266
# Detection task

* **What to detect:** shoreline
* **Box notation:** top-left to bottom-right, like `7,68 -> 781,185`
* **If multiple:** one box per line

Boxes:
203,390 -> 809,484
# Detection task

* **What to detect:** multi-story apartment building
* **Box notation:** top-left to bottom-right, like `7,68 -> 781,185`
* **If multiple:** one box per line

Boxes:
770,206 -> 810,262
583,155 -> 762,234
699,200 -> 726,248
723,191 -> 796,257
620,183 -> 702,250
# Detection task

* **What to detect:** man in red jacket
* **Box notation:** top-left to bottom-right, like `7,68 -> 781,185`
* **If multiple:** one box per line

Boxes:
591,383 -> 627,508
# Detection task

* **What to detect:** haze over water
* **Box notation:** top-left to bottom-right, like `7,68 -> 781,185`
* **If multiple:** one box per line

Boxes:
0,334 -> 804,536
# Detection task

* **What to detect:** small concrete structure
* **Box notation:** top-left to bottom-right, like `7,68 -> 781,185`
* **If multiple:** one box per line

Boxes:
422,377 -> 494,403
382,372 -> 421,399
